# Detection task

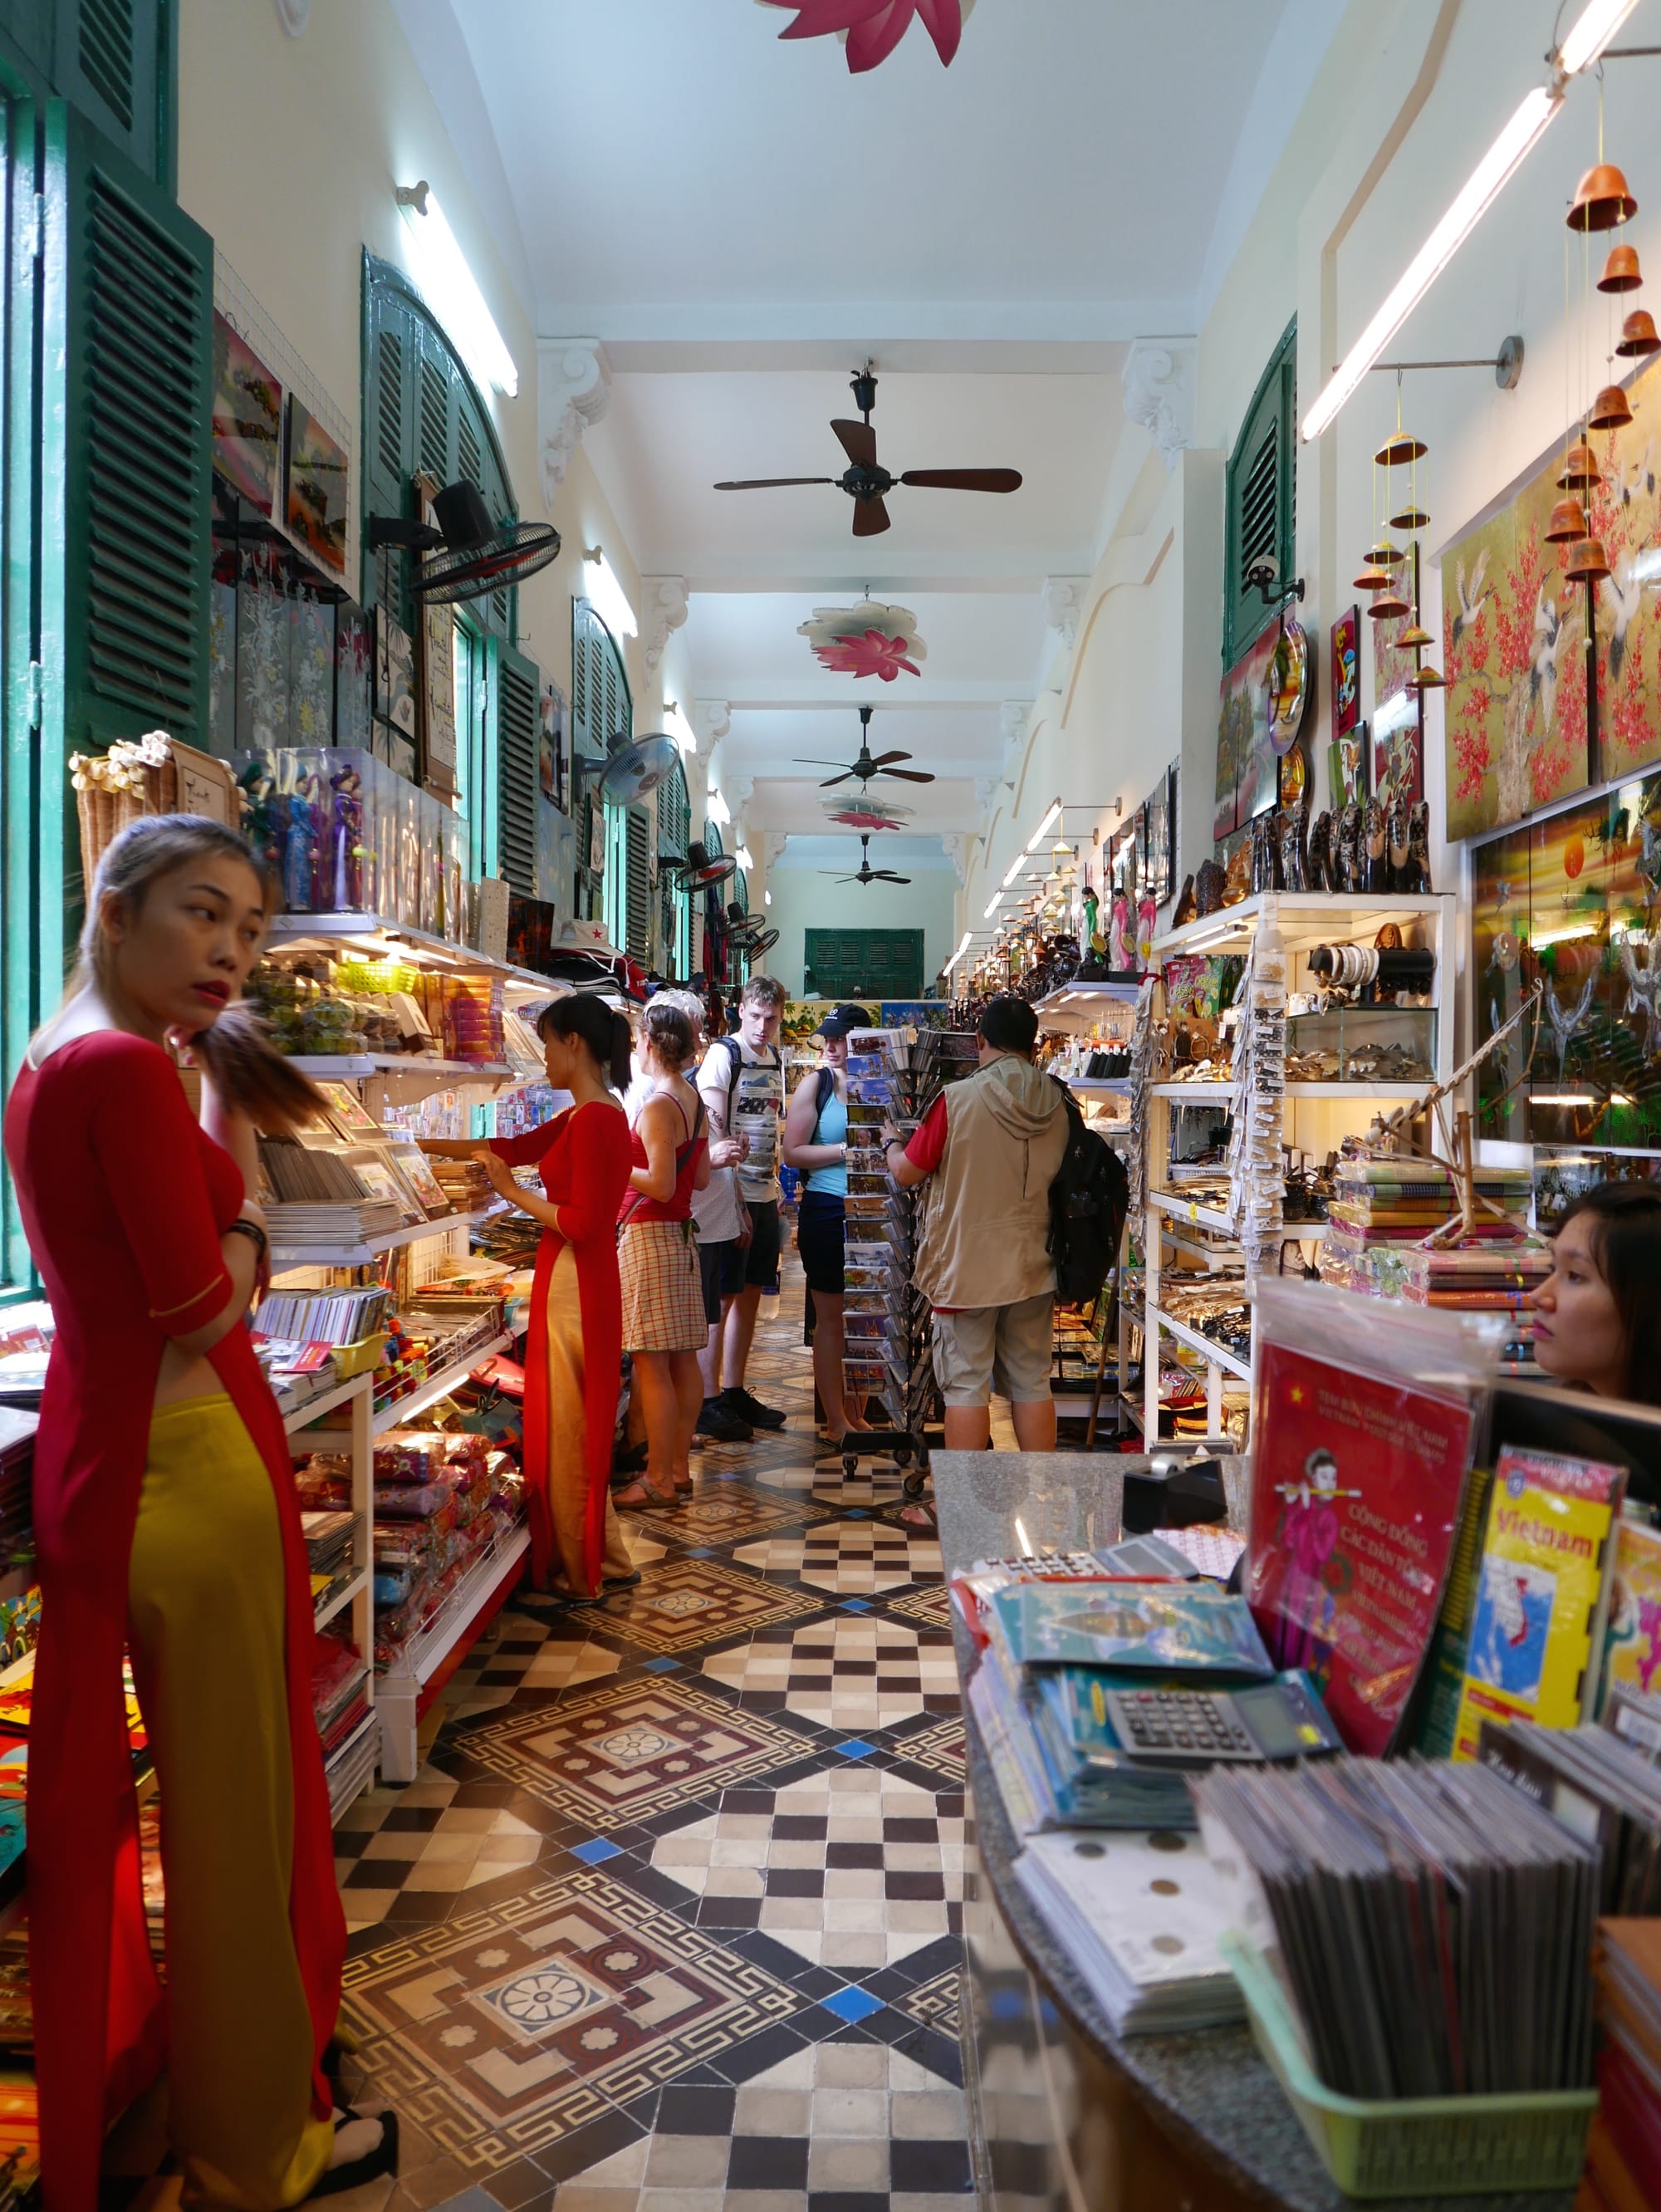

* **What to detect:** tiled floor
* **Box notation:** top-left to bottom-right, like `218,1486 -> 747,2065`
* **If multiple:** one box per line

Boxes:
330,1259 -> 973,2212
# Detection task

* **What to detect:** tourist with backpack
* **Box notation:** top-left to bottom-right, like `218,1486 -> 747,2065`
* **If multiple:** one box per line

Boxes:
782,1004 -> 873,1446
883,994 -> 1071,1465
695,972 -> 791,1434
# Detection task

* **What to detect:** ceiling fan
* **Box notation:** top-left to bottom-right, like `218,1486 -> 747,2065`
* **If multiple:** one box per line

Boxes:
714,365 -> 1021,538
821,835 -> 912,888
796,705 -> 934,788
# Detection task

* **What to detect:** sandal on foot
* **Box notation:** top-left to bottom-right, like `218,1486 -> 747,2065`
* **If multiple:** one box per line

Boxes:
602,1569 -> 643,1591
898,1499 -> 939,1531
312,2108 -> 399,2198
614,1479 -> 678,1511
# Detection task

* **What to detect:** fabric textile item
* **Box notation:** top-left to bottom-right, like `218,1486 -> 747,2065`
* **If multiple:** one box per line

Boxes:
128,1393 -> 334,2205
796,1190 -> 846,1295
543,1245 -> 635,1595
618,1086 -> 708,1229
910,1056 -> 1068,1310
720,1197 -> 782,1294
486,1101 -> 634,1589
2,1031 -> 345,2212
700,1037 -> 784,1204
930,1292 -> 1056,1406
618,1218 -> 708,1352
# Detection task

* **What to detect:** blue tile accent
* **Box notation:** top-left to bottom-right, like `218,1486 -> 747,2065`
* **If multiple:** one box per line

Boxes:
568,1837 -> 624,1865
835,1739 -> 878,1760
842,1510 -> 869,1520
820,1984 -> 886,2025
684,1546 -> 721,1558
642,1655 -> 679,1674
840,1597 -> 872,1614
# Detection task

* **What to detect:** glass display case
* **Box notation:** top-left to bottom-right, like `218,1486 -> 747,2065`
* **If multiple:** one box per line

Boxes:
1285,1003 -> 1437,1083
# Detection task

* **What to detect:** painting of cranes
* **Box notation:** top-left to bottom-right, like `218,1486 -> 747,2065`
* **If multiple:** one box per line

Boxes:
1443,356 -> 1661,841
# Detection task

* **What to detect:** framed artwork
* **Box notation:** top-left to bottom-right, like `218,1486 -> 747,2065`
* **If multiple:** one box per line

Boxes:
1372,689 -> 1423,809
211,313 -> 282,517
284,398 -> 348,575
376,607 -> 416,736
421,600 -> 457,787
1213,619 -> 1281,841
1144,766 -> 1173,905
1331,605 -> 1360,735
539,683 -> 568,812
1329,719 -> 1369,808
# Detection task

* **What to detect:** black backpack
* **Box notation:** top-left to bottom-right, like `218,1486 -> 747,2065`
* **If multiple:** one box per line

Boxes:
1045,1077 -> 1129,1306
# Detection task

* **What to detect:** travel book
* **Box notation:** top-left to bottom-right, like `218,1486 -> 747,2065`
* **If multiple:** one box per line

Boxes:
1600,1517 -> 1661,1717
987,1579 -> 1274,1679
1452,1444 -> 1624,1758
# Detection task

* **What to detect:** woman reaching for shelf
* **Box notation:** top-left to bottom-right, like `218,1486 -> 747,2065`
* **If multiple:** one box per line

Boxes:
1530,1182 -> 1661,1406
424,996 -> 635,1601
782,1005 -> 872,1447
612,1001 -> 711,1510
3,816 -> 392,2212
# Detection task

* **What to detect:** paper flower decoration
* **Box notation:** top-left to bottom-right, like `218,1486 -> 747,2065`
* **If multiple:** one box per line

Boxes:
757,0 -> 974,72
798,598 -> 927,682
824,797 -> 914,831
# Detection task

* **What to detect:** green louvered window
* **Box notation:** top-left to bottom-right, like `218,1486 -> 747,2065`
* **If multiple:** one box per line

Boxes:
0,0 -> 176,189
572,601 -> 630,923
623,804 -> 651,962
1223,317 -> 1296,665
360,252 -> 516,645
495,641 -> 538,898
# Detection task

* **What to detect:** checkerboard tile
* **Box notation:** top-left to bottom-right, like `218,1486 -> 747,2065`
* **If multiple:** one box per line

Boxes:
732,1517 -> 942,1595
700,1615 -> 960,1731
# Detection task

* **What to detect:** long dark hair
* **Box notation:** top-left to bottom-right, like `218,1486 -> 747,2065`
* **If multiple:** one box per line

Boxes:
537,993 -> 632,1091
1556,1181 -> 1661,1405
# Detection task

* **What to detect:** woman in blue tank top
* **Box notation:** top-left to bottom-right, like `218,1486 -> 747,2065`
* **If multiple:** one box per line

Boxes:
782,1003 -> 871,1444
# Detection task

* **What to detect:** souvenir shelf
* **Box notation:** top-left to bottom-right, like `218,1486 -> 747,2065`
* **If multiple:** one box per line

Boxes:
1140,892 -> 1458,1443
284,1371 -> 378,1818
1030,978 -> 1144,1028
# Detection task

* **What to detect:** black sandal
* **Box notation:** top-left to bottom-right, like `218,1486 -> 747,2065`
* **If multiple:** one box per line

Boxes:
311,2108 -> 399,2197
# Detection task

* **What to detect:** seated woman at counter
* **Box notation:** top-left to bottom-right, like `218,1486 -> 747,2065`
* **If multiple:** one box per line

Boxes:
1530,1182 -> 1661,1405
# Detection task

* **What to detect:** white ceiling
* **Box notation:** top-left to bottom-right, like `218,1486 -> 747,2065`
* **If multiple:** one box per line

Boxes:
397,0 -> 1319,864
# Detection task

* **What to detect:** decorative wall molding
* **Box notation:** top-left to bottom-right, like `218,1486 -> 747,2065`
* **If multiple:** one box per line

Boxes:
762,830 -> 789,869
1122,337 -> 1197,473
272,0 -> 311,32
694,699 -> 732,749
640,577 -> 688,679
725,775 -> 756,812
942,832 -> 970,885
537,339 -> 611,507
1042,576 -> 1087,651
974,774 -> 1001,813
998,699 -> 1029,788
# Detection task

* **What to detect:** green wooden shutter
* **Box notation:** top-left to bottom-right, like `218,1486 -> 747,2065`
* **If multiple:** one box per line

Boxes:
657,753 -> 689,859
1223,316 -> 1296,664
1,89 -> 38,1291
44,98 -> 211,768
624,803 -> 650,960
495,638 -> 538,897
0,0 -> 175,190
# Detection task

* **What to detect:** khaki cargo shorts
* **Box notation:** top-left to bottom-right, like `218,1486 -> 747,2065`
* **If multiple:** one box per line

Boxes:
930,1292 -> 1055,1407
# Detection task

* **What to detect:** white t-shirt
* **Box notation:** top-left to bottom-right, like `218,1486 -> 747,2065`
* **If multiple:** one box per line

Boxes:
698,1035 -> 783,1209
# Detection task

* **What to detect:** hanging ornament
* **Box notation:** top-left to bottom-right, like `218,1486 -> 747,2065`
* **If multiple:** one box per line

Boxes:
1600,243 -> 1644,292
797,598 -> 927,681
1546,494 -> 1590,543
757,0 -> 974,73
1589,381 -> 1634,431
1565,536 -> 1613,583
1557,439 -> 1604,489
1568,161 -> 1638,233
1618,308 -> 1661,356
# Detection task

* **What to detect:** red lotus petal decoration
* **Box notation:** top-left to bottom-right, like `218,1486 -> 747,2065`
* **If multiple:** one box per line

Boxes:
812,630 -> 922,681
826,802 -> 913,831
759,0 -> 969,71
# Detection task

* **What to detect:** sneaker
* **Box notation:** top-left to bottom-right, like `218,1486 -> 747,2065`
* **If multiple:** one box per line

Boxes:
696,1397 -> 753,1444
723,1386 -> 786,1432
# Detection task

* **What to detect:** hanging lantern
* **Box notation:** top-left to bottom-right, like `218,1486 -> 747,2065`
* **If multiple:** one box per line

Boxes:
1354,562 -> 1391,593
1557,439 -> 1604,489
1617,307 -> 1661,357
1367,591 -> 1410,622
1546,493 -> 1590,543
1564,536 -> 1613,583
1366,539 -> 1404,567
1410,662 -> 1448,691
1389,502 -> 1430,531
1589,380 -> 1634,431
1568,162 -> 1638,233
1600,243 -> 1644,292
1399,621 -> 1435,650
1374,432 -> 1428,467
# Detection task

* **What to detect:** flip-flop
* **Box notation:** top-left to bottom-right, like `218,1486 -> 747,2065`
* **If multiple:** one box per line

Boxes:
311,2109 -> 400,2198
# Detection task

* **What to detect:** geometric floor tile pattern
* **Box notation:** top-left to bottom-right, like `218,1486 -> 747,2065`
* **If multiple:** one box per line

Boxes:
326,1251 -> 973,2212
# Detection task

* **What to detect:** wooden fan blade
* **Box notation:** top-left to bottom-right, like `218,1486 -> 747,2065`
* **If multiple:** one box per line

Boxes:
870,749 -> 912,765
818,771 -> 855,788
873,871 -> 913,884
831,418 -> 878,468
852,496 -> 890,537
879,767 -> 934,782
796,757 -> 860,768
713,477 -> 837,490
899,468 -> 1022,493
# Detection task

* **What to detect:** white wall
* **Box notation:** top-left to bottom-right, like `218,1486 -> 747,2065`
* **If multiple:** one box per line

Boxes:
761,866 -> 958,1000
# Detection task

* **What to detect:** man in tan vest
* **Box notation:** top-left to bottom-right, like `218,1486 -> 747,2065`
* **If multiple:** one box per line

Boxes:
884,994 -> 1068,1456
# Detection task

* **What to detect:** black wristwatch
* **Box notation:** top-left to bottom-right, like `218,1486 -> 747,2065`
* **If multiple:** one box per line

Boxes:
225,1216 -> 268,1258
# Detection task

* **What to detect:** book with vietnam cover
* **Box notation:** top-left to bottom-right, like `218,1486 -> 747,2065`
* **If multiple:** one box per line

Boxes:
1245,1325 -> 1481,1757
1452,1445 -> 1624,1758
1599,1517 -> 1661,1719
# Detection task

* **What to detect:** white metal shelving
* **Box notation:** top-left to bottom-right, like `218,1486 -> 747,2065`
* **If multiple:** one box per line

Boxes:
286,1369 -> 378,1809
1141,891 -> 1458,1444
377,1523 -> 531,1783
267,1204 -> 497,1274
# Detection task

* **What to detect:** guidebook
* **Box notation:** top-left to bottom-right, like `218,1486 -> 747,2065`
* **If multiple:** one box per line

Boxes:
1453,1445 -> 1624,1758
1599,1518 -> 1661,1718
987,1579 -> 1273,1679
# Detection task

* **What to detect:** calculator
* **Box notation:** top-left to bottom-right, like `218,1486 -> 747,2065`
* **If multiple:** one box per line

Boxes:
1104,1675 -> 1342,1767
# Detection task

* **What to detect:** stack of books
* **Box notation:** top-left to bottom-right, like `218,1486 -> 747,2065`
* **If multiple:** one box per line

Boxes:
312,1635 -> 371,1759
1481,1721 -> 1661,1915
301,1508 -> 358,1612
256,1284 -> 395,1346
1590,1919 -> 1661,2201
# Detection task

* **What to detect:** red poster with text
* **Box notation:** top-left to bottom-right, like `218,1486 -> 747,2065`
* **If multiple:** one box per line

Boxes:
1246,1339 -> 1476,1755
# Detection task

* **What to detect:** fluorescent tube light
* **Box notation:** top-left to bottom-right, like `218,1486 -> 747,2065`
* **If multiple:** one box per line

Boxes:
664,702 -> 697,755
764,890 -> 772,906
984,891 -> 1004,918
1530,1093 -> 1598,1106
1557,0 -> 1642,75
1026,800 -> 1063,852
395,183 -> 518,396
1301,83 -> 1561,442
1001,854 -> 1026,890
582,546 -> 638,640
943,931 -> 973,976
706,786 -> 731,828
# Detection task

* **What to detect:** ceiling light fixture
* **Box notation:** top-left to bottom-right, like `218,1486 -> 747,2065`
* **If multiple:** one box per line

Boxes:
765,889 -> 772,906
984,891 -> 1004,918
1557,0 -> 1644,74
1000,855 -> 1026,890
943,930 -> 973,977
706,786 -> 732,828
582,546 -> 638,640
1025,799 -> 1063,853
664,702 -> 697,755
394,182 -> 518,397
735,845 -> 755,871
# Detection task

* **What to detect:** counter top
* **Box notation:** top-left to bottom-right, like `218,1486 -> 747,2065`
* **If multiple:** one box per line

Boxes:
932,1450 -> 1577,2212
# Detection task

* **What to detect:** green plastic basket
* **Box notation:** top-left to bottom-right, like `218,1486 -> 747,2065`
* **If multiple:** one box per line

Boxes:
1219,1935 -> 1597,2200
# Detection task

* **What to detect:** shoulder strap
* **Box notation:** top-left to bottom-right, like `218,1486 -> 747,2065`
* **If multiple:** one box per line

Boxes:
717,1033 -> 743,1101
815,1066 -> 835,1120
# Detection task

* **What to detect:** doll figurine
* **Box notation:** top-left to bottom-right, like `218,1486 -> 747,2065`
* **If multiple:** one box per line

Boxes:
283,768 -> 321,914
1080,880 -> 1099,951
1109,889 -> 1133,973
330,762 -> 365,910
1136,890 -> 1159,970
237,759 -> 281,882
